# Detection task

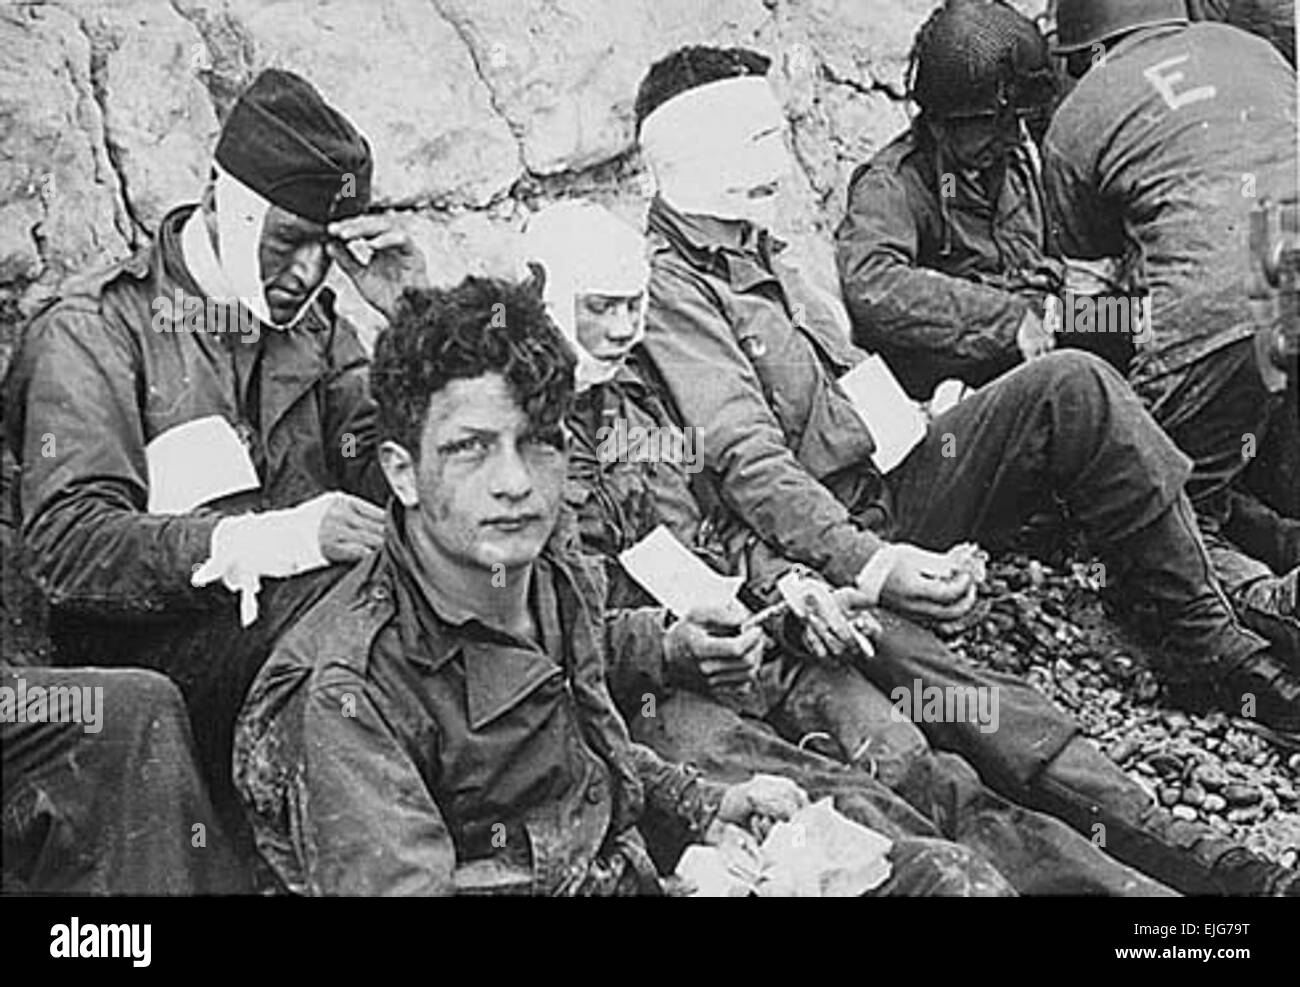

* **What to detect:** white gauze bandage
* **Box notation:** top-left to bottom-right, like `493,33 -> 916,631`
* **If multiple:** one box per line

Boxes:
639,76 -> 790,226
522,201 -> 650,391
212,165 -> 324,330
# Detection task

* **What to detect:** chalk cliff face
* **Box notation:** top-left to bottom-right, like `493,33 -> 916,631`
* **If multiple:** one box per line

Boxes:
0,0 -> 1048,337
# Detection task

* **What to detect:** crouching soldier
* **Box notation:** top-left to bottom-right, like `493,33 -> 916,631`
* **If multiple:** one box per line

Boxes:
1043,0 -> 1300,682
233,277 -> 1013,896
836,0 -> 1068,401
2,69 -> 428,821
633,44 -> 1300,894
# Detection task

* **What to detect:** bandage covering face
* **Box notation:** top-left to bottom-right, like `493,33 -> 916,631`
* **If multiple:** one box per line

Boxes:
639,76 -> 791,228
522,201 -> 650,392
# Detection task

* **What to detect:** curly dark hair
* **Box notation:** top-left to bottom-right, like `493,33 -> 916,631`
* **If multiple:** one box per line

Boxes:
370,278 -> 576,457
634,45 -> 772,134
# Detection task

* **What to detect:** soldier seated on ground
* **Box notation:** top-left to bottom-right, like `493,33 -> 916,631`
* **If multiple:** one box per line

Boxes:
233,276 -> 1014,897
2,68 -> 427,848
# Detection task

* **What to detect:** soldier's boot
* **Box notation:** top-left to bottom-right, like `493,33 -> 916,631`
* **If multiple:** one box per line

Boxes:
1026,734 -> 1299,896
1114,494 -> 1300,734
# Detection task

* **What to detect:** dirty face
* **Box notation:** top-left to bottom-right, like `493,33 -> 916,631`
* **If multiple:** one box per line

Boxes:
257,205 -> 332,325
383,372 -> 566,576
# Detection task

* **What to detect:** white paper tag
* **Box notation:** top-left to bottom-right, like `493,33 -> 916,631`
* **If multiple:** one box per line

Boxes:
146,414 -> 260,515
618,525 -> 742,618
837,355 -> 927,473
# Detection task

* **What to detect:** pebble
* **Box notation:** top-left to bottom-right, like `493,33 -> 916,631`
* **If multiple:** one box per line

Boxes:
1159,786 -> 1181,807
1208,814 -> 1233,833
1149,753 -> 1183,776
1193,764 -> 1229,790
1289,753 -> 1300,773
1171,805 -> 1198,822
1202,794 -> 1228,813
1224,785 -> 1263,807
1228,806 -> 1263,825
1181,784 -> 1206,808
1107,737 -> 1141,764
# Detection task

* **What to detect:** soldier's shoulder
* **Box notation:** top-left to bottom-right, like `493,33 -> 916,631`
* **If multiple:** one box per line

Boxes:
271,556 -> 394,689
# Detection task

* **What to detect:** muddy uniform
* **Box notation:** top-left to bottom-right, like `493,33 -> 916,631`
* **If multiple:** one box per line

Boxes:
234,510 -> 1012,897
835,128 -> 1063,399
2,204 -> 383,810
639,194 -> 1288,895
1043,21 -> 1300,655
565,357 -> 1170,894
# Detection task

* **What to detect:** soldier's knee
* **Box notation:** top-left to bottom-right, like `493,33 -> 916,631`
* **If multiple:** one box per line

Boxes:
93,668 -> 192,745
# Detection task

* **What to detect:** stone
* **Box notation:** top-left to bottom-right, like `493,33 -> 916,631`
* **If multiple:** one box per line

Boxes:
1224,784 -> 1263,807
1171,805 -> 1198,822
79,1 -> 221,232
1181,784 -> 1206,809
1158,786 -> 1181,807
0,3 -> 133,303
1193,763 -> 1229,790
177,0 -> 522,208
1202,793 -> 1228,814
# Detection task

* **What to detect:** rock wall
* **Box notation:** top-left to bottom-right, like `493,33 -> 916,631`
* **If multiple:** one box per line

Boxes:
0,0 -> 1048,339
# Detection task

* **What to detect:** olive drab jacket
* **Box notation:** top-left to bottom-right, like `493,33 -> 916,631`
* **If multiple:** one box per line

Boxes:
1043,22 -> 1297,390
835,128 -> 1061,399
3,205 -> 384,618
640,197 -> 890,590
564,355 -> 810,610
234,510 -> 726,896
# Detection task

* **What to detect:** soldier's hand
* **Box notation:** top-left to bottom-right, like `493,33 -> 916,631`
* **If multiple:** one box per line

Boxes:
784,575 -> 882,661
662,600 -> 767,690
318,492 -> 386,562
717,773 -> 809,827
327,213 -> 430,322
878,543 -> 979,622
1016,308 -> 1055,361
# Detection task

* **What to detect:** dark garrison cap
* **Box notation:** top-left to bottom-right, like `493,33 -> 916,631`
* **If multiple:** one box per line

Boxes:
215,68 -> 373,224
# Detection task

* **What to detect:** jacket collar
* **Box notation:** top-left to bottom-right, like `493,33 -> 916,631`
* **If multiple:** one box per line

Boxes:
379,504 -> 589,729
647,196 -> 785,293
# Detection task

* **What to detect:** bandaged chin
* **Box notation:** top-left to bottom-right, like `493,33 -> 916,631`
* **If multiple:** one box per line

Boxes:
639,75 -> 790,224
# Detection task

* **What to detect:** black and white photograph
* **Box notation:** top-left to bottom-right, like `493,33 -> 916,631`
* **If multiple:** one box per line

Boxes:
0,0 -> 1297,960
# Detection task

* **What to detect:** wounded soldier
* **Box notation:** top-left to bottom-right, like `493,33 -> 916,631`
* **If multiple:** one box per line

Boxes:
2,69 -> 428,834
232,277 -> 1013,896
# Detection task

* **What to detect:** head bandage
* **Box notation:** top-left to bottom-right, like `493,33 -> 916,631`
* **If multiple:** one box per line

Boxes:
522,201 -> 649,392
639,75 -> 790,226
207,165 -> 324,329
